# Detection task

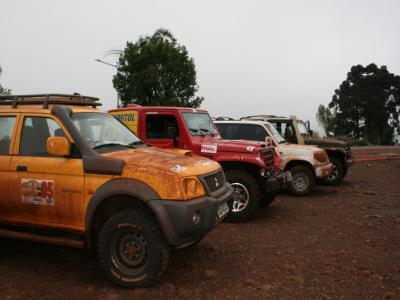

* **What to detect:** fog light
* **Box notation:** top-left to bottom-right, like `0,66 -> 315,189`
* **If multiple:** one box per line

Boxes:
192,211 -> 201,224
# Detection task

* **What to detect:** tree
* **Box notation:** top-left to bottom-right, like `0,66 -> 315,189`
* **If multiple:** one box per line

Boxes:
113,28 -> 203,108
328,64 -> 400,145
0,66 -> 11,96
316,104 -> 336,136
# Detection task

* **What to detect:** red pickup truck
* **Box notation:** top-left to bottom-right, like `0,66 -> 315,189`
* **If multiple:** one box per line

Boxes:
110,105 -> 288,222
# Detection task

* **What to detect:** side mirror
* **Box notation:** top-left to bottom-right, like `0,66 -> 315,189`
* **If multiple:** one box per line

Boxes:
47,136 -> 71,156
167,126 -> 178,146
265,136 -> 273,146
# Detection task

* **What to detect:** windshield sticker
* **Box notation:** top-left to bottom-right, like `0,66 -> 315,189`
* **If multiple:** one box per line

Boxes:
171,165 -> 186,173
201,144 -> 217,154
21,179 -> 54,206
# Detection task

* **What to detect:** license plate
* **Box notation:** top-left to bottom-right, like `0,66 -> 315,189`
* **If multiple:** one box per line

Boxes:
217,203 -> 229,218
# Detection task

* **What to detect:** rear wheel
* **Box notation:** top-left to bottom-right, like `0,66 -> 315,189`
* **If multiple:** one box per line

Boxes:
224,169 -> 261,223
97,208 -> 170,288
287,165 -> 315,196
322,157 -> 345,185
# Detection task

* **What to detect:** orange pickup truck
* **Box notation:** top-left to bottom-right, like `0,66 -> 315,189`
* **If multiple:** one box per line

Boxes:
0,94 -> 232,288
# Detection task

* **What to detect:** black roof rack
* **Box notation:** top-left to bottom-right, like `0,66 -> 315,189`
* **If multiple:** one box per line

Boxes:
212,116 -> 235,121
0,93 -> 101,109
240,115 -> 285,121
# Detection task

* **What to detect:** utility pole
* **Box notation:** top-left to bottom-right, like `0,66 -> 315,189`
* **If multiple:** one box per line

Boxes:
94,58 -> 120,108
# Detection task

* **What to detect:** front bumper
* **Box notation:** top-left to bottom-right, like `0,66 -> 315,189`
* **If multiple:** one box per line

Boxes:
147,183 -> 233,247
266,171 -> 292,191
315,162 -> 333,179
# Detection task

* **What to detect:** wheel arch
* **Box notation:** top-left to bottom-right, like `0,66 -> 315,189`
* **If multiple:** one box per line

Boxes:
85,178 -> 160,254
284,160 -> 315,177
325,149 -> 346,167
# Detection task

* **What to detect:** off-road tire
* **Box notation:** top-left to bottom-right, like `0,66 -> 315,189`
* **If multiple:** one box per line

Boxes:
224,169 -> 261,223
260,190 -> 279,208
322,157 -> 345,185
97,208 -> 170,288
288,165 -> 315,196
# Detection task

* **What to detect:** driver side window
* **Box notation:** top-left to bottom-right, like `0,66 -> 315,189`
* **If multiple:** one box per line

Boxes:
146,114 -> 179,139
20,116 -> 66,156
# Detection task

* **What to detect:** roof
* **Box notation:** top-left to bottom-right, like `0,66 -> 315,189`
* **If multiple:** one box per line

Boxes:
109,105 -> 208,114
240,115 -> 289,121
214,119 -> 269,126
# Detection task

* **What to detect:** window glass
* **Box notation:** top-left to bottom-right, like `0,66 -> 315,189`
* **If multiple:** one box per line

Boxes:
270,121 -> 297,143
182,112 -> 218,136
146,114 -> 179,139
216,123 -> 266,142
298,121 -> 310,137
0,116 -> 16,155
20,117 -> 66,156
71,112 -> 141,149
265,123 -> 286,144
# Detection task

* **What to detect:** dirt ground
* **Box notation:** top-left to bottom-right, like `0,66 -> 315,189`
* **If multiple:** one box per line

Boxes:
1,159 -> 400,299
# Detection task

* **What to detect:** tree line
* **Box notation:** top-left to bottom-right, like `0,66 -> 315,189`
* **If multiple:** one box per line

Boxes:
317,64 -> 400,145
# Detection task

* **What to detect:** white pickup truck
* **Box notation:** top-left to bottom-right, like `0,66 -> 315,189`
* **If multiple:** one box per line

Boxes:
214,119 -> 333,196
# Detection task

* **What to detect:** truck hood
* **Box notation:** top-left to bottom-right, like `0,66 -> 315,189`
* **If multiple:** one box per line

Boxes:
201,139 -> 269,154
304,137 -> 348,148
103,147 -> 221,176
278,143 -> 321,154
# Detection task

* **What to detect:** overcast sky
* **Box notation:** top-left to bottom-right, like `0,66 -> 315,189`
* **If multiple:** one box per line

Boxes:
1,0 -> 400,132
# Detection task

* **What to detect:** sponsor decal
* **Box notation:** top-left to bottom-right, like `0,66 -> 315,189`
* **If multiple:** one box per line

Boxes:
201,144 -> 217,154
21,179 -> 54,206
111,111 -> 138,133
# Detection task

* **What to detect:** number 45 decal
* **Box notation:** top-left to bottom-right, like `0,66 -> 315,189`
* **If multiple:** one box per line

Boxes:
21,179 -> 55,206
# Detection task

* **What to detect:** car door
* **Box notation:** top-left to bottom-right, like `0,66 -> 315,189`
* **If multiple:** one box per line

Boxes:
8,114 -> 85,230
0,114 -> 19,221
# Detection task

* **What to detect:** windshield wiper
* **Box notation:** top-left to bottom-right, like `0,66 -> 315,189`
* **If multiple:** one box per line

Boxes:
129,141 -> 145,145
190,128 -> 205,137
199,128 -> 215,136
93,143 -> 132,149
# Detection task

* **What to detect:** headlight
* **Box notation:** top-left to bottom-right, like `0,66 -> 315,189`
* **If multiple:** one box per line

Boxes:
314,151 -> 329,163
182,177 -> 206,199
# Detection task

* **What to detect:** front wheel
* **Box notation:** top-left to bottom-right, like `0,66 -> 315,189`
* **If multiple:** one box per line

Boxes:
97,208 -> 170,288
287,165 -> 315,196
224,169 -> 261,223
322,157 -> 345,185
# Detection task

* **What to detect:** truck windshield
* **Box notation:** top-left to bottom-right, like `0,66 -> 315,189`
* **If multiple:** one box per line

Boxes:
182,112 -> 219,136
71,112 -> 142,150
298,121 -> 310,137
265,123 -> 286,144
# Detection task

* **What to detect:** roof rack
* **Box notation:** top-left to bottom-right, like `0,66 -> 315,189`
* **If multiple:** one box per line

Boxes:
0,93 -> 101,109
240,115 -> 285,121
212,116 -> 235,121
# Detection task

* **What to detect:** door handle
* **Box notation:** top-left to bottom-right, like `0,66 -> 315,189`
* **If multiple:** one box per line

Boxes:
16,165 -> 28,172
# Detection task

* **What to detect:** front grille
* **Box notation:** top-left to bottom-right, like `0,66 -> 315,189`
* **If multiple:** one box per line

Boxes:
261,148 -> 275,168
203,171 -> 225,193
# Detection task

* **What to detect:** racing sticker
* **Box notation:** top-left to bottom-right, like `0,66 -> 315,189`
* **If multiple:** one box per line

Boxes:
201,144 -> 218,154
21,179 -> 54,206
